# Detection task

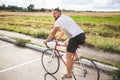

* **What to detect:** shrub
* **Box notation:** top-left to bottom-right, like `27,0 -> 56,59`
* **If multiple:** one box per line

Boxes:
16,38 -> 31,47
110,69 -> 120,80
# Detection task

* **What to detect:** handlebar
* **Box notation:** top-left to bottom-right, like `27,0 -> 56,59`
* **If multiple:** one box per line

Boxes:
44,39 -> 65,49
44,39 -> 58,48
44,43 -> 50,48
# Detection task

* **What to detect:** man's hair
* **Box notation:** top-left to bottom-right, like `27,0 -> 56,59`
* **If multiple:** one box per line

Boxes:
53,7 -> 61,14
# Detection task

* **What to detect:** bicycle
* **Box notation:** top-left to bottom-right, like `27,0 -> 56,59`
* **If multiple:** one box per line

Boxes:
44,73 -> 57,80
41,40 -> 100,80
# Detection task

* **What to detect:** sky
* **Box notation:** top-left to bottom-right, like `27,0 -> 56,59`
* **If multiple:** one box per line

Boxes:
0,0 -> 120,11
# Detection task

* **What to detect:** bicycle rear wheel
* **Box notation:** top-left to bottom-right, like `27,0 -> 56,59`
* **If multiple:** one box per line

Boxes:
72,58 -> 100,80
41,49 -> 60,74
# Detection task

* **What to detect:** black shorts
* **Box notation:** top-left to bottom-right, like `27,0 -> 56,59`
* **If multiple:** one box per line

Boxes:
67,33 -> 85,53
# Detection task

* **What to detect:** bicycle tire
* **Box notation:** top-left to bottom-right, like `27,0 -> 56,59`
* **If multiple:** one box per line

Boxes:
44,73 -> 57,80
41,49 -> 60,74
72,57 -> 100,80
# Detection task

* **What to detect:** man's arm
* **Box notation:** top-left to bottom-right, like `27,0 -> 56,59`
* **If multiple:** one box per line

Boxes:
44,27 -> 60,43
56,31 -> 65,40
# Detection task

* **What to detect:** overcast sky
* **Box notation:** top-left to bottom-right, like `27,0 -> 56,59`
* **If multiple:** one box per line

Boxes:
0,0 -> 120,11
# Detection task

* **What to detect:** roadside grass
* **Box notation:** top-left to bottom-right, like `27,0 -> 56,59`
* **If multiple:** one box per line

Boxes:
110,64 -> 120,80
86,35 -> 120,53
0,14 -> 120,54
15,38 -> 31,47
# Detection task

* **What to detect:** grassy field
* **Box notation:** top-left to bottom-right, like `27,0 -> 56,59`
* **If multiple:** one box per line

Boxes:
0,12 -> 120,54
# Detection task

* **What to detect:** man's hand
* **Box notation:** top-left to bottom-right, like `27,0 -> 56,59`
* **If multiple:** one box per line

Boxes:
63,39 -> 69,47
43,40 -> 47,44
64,40 -> 68,47
43,40 -> 50,48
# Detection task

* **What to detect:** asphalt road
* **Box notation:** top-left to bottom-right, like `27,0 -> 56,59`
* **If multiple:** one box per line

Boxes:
0,40 -> 109,80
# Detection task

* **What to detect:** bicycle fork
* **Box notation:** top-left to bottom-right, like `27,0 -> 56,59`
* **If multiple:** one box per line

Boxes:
48,51 -> 57,63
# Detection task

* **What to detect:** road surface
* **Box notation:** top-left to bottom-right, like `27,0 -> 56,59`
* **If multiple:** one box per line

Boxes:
0,40 -> 109,80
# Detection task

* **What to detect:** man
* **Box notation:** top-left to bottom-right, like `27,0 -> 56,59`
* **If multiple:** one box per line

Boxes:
44,8 -> 85,79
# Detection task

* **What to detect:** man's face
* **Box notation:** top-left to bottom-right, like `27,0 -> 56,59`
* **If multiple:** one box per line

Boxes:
52,11 -> 61,20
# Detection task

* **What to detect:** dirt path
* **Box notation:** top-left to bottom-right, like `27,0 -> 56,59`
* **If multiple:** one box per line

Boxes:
0,30 -> 120,64
0,11 -> 120,17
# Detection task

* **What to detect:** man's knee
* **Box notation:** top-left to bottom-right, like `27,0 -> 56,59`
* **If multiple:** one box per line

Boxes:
66,52 -> 73,59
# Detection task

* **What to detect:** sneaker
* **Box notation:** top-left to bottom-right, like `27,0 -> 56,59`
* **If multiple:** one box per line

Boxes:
62,74 -> 72,79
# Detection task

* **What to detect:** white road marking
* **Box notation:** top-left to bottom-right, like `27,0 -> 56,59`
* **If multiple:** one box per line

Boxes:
0,58 -> 41,73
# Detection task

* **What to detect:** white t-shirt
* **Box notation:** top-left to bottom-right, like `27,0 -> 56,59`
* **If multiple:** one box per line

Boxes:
54,15 -> 84,38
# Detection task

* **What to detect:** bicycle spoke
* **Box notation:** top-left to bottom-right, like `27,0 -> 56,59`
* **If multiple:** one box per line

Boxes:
72,58 -> 100,80
41,49 -> 60,74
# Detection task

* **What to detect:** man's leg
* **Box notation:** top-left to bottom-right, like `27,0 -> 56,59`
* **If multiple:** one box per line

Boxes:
73,53 -> 78,63
66,51 -> 73,76
64,38 -> 78,77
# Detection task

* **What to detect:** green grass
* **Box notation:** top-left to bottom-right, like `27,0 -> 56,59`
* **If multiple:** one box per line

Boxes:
71,16 -> 120,25
15,38 -> 31,47
0,14 -> 120,54
86,35 -> 120,53
110,66 -> 120,80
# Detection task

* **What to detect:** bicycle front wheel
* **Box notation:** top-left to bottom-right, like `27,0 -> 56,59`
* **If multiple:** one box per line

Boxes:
41,49 -> 60,74
72,58 -> 100,80
44,73 -> 57,80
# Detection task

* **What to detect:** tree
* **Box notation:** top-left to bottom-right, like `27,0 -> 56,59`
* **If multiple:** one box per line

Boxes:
0,4 -> 6,10
27,4 -> 34,12
40,8 -> 45,12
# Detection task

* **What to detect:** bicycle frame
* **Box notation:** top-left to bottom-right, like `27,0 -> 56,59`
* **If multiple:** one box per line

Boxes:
52,41 -> 76,66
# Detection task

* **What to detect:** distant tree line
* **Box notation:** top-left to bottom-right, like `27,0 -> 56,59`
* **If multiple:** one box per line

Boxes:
0,4 -> 119,12
0,4 -> 76,12
0,4 -> 52,12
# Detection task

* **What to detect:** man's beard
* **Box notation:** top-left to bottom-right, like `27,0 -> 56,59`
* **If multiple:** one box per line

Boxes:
54,17 -> 59,21
54,15 -> 60,21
